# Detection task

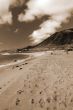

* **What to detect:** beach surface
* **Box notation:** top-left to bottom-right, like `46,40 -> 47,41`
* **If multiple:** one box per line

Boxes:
0,51 -> 73,110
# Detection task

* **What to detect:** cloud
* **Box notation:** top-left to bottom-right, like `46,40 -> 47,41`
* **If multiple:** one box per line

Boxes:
19,0 -> 73,44
0,0 -> 25,24
0,0 -> 12,24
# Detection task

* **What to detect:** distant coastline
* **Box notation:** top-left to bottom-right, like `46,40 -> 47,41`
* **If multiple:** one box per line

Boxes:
0,54 -> 29,66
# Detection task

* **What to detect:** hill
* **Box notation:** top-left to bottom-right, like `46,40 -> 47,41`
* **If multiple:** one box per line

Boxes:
17,28 -> 73,52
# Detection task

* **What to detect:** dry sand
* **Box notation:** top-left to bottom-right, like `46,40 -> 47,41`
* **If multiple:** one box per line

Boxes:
0,51 -> 73,110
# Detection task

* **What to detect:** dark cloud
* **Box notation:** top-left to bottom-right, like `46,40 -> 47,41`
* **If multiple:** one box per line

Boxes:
9,0 -> 29,27
0,15 -> 49,50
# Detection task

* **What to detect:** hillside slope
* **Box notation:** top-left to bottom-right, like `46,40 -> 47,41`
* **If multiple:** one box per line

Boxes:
17,28 -> 73,52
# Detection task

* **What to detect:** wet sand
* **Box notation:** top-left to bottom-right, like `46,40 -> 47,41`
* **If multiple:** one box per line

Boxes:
0,54 -> 28,65
0,51 -> 73,110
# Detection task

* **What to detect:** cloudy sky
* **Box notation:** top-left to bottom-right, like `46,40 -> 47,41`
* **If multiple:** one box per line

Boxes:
0,0 -> 73,50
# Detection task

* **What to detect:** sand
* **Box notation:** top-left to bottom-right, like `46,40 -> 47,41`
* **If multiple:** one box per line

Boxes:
0,51 -> 73,110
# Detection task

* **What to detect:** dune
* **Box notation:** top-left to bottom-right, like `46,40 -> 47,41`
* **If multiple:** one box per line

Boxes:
0,51 -> 73,110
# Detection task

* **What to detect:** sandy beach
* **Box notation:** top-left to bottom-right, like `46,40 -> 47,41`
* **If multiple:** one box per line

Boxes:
0,51 -> 73,110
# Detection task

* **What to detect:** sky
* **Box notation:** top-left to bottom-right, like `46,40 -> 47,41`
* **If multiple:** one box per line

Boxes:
0,0 -> 73,50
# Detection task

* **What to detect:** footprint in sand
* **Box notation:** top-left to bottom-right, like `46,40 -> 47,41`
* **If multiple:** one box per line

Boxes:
17,90 -> 24,94
22,64 -> 25,65
46,97 -> 51,103
39,98 -> 45,108
19,68 -> 23,70
31,99 -> 35,104
16,98 -> 20,106
16,65 -> 19,68
0,87 -> 2,89
25,63 -> 28,65
14,60 -> 17,62
39,91 -> 42,95
46,107 -> 50,110
8,81 -> 10,83
3,84 -> 6,87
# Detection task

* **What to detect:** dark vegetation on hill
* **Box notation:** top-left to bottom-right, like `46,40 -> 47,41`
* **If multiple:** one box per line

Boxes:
17,28 -> 73,52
